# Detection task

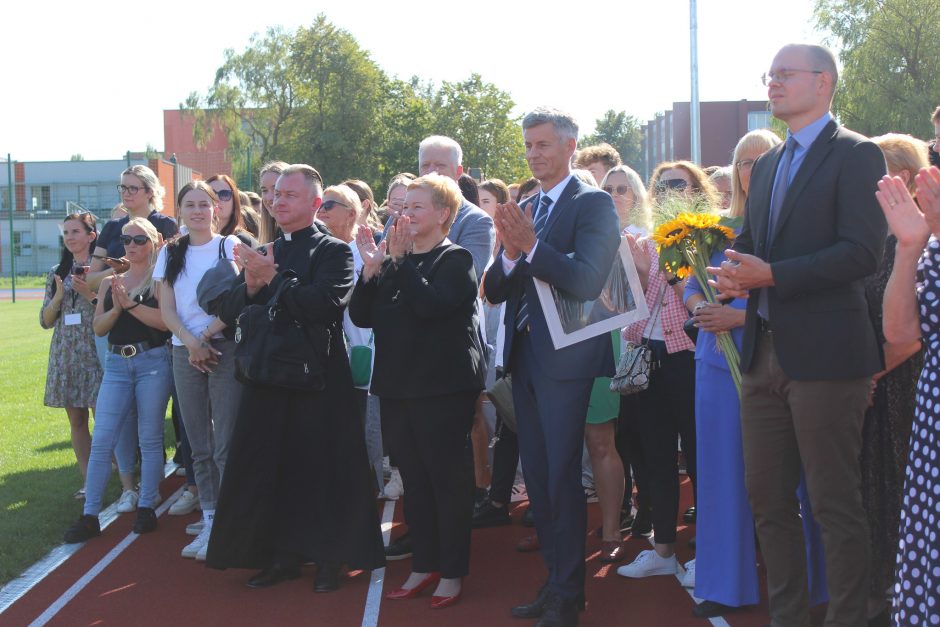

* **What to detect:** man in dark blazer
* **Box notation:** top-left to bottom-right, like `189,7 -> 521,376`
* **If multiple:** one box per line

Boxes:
709,44 -> 887,626
485,107 -> 620,627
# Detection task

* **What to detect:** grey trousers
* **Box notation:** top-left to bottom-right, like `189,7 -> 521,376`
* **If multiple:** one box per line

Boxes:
172,340 -> 242,510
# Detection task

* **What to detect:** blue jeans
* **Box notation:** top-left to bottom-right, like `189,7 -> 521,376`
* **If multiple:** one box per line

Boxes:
94,333 -> 138,474
84,345 -> 172,515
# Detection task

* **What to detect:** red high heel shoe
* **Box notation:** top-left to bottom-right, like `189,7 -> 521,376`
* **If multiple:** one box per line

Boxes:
430,588 -> 462,609
385,572 -> 441,600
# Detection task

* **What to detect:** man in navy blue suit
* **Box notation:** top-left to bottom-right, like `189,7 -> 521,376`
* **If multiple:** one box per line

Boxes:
484,107 -> 620,627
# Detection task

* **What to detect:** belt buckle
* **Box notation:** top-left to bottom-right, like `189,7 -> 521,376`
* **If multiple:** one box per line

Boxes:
120,344 -> 137,358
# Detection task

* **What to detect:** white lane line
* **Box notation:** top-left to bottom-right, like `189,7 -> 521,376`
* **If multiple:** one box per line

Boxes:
641,535 -> 731,627
24,483 -> 184,627
361,500 -> 396,627
0,462 -> 180,615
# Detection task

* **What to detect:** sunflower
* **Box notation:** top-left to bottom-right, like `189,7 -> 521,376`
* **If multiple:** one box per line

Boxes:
678,212 -> 720,230
652,218 -> 691,249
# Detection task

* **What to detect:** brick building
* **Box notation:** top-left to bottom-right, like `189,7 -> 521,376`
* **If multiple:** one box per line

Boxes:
643,100 -> 773,180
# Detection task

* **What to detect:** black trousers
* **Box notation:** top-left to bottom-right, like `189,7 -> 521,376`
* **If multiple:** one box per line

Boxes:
618,341 -> 695,544
381,391 -> 477,578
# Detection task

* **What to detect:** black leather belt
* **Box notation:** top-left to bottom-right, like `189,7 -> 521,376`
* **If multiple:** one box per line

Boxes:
757,317 -> 773,334
108,341 -> 158,358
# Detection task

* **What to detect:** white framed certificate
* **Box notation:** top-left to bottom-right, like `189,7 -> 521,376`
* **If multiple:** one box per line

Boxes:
534,238 -> 650,350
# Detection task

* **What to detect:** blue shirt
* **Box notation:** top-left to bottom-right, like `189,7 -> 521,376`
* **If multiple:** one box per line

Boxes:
773,111 -> 833,191
98,211 -> 178,258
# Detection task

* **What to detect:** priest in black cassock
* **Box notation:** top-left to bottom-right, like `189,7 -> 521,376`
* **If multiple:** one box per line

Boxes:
206,164 -> 385,591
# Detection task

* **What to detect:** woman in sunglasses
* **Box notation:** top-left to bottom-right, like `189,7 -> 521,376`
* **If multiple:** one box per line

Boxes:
207,174 -> 258,248
155,181 -> 243,561
63,218 -> 173,542
84,165 -> 178,513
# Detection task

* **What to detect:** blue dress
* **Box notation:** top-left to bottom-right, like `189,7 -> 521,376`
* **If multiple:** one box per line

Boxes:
893,237 -> 940,626
685,246 -> 828,608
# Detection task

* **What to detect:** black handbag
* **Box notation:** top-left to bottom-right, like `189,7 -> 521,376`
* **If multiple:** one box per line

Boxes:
234,274 -> 329,391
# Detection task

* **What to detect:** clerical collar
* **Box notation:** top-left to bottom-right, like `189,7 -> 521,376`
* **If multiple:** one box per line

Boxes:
283,225 -> 314,241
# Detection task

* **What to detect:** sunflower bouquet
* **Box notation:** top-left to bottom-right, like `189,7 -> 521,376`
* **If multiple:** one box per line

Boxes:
651,193 -> 743,395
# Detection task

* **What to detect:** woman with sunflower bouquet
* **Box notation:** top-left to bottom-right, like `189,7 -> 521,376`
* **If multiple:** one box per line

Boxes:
616,162 -> 715,580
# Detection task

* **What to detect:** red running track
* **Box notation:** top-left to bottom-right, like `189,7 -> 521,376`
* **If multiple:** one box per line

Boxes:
1,474 -> 826,626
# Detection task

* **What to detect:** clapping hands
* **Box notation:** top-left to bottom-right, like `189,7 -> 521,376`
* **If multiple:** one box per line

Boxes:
356,224 -> 387,282
493,201 -> 537,260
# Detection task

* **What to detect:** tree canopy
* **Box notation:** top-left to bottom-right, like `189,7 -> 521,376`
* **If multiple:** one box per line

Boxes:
579,110 -> 645,174
815,0 -> 940,137
183,15 -> 528,194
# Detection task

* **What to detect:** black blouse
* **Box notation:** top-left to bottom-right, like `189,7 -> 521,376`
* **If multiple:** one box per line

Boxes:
349,243 -> 484,399
103,288 -> 171,347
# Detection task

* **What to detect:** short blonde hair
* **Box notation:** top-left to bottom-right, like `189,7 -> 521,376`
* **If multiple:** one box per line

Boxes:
872,133 -> 929,194
323,184 -> 363,223
408,174 -> 462,233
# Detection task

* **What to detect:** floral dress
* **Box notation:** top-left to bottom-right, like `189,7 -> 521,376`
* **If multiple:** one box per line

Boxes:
40,266 -> 102,408
893,236 -> 940,626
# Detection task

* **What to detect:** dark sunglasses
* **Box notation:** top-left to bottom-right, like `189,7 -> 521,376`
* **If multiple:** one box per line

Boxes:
656,179 -> 688,192
603,185 -> 632,196
320,200 -> 349,211
214,189 -> 234,201
119,234 -> 150,246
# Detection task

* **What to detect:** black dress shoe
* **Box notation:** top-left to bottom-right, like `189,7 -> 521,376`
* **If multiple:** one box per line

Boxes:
683,506 -> 696,524
313,562 -> 340,593
511,583 -> 585,619
472,500 -> 511,528
246,564 -> 301,588
536,593 -> 578,627
522,506 -> 535,527
631,507 -> 653,538
132,507 -> 157,534
385,531 -> 413,561
63,514 -> 101,543
692,600 -> 738,618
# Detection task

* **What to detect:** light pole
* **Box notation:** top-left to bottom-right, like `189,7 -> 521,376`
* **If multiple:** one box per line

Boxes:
690,0 -> 701,165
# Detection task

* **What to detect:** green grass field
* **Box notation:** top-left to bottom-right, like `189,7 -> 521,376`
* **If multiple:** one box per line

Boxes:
0,300 -> 176,584
0,275 -> 46,289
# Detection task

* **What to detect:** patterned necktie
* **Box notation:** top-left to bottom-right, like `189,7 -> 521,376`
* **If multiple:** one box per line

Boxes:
758,135 -> 798,320
514,195 -> 553,331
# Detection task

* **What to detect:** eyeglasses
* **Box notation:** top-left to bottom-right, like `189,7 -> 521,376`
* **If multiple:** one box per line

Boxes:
119,234 -> 150,246
761,68 -> 823,86
117,185 -> 144,195
213,189 -> 234,201
320,200 -> 349,211
656,179 -> 688,192
735,159 -> 756,170
603,185 -> 633,197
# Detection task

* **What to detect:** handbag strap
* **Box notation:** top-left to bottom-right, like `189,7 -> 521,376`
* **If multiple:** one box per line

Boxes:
639,282 -> 669,346
217,237 -> 226,260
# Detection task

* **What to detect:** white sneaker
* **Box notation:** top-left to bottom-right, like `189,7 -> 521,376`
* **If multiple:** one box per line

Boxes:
681,559 -> 695,588
382,456 -> 391,478
175,466 -> 186,477
116,490 -> 139,513
168,490 -> 199,516
616,549 -> 678,578
185,521 -> 204,536
181,523 -> 212,559
196,541 -> 208,561
384,468 -> 404,500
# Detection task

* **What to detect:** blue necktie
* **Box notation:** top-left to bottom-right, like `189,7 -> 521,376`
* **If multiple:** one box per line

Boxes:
758,136 -> 798,320
515,195 -> 553,331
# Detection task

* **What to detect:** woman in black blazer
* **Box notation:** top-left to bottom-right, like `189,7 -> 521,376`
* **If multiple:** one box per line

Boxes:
350,174 -> 484,610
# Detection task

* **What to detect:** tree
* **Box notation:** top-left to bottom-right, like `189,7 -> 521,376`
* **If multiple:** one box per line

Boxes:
70,153 -> 84,161
430,74 -> 528,183
580,110 -> 645,174
815,0 -> 940,137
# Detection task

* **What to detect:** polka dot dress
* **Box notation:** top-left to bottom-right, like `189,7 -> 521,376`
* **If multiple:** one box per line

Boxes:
893,237 -> 940,627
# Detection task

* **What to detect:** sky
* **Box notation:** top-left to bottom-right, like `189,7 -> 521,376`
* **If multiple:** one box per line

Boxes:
0,0 -> 825,162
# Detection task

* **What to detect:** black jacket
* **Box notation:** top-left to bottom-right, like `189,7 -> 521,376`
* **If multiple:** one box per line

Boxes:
735,120 -> 887,380
349,243 -> 484,399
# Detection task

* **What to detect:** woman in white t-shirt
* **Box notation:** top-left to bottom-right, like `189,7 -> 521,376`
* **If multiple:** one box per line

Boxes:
154,181 -> 241,561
